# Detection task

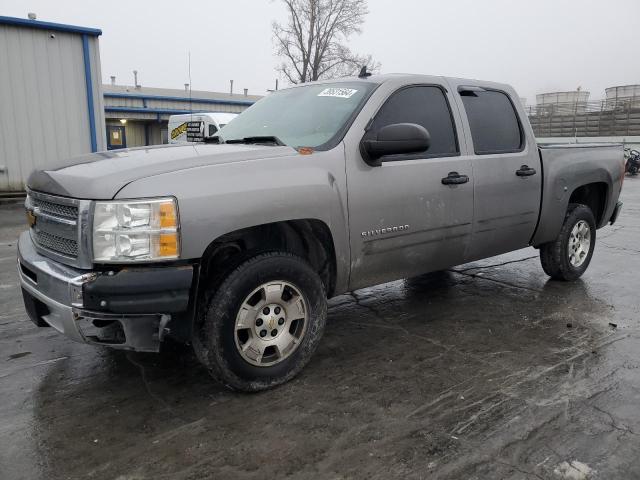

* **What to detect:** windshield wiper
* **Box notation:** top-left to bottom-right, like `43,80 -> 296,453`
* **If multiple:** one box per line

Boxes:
225,136 -> 286,146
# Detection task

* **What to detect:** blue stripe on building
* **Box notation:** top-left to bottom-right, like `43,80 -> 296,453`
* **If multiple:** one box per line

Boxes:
82,35 -> 98,152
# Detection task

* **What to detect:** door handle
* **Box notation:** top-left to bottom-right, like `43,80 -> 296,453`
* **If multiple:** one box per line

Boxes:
516,165 -> 537,177
441,172 -> 469,185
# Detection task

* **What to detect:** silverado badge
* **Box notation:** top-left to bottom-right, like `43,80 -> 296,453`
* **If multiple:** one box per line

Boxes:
361,224 -> 410,238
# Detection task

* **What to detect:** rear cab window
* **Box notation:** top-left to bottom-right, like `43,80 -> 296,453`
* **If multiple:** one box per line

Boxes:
459,88 -> 524,155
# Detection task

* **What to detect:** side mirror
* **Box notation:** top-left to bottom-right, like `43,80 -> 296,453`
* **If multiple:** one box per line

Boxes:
360,123 -> 431,167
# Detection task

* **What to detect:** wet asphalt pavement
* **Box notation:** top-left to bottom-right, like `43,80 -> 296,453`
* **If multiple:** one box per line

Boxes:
1,179 -> 639,480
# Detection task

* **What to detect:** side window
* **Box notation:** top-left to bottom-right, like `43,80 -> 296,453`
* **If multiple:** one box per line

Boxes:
209,124 -> 218,136
366,86 -> 459,158
460,90 -> 523,154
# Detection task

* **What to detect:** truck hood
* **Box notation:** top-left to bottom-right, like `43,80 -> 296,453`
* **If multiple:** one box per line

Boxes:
27,143 -> 296,199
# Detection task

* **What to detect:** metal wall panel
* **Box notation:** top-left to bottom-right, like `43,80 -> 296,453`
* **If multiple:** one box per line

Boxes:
0,24 -> 104,191
123,121 -> 145,147
148,122 -> 164,145
102,86 -> 258,122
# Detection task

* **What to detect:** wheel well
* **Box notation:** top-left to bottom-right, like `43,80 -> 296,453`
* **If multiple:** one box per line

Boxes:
199,220 -> 337,297
568,182 -> 608,225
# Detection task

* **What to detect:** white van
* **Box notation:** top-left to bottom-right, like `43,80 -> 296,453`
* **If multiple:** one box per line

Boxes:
168,112 -> 238,144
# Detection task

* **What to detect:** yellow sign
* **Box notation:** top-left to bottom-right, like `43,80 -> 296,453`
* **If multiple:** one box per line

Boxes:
171,122 -> 188,140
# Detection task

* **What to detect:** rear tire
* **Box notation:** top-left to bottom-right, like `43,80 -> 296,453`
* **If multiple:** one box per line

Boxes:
193,251 -> 327,392
539,203 -> 596,281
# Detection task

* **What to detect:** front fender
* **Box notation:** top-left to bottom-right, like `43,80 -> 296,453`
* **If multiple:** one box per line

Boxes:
116,148 -> 350,293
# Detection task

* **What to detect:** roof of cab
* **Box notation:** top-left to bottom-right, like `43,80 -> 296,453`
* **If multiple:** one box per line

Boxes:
271,73 -> 516,100
290,73 -> 510,89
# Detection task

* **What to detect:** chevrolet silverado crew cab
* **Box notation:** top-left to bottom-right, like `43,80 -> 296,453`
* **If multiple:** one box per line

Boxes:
18,74 -> 624,391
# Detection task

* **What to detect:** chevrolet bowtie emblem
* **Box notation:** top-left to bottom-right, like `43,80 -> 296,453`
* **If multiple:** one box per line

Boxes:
26,209 -> 36,228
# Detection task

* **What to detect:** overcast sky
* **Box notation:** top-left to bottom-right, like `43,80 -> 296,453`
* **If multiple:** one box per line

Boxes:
1,0 -> 638,103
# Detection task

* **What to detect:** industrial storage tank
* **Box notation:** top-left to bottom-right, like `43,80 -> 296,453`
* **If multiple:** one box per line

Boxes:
605,85 -> 640,110
536,90 -> 590,115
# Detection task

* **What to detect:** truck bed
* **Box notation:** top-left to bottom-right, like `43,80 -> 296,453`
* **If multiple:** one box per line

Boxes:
532,143 -> 624,246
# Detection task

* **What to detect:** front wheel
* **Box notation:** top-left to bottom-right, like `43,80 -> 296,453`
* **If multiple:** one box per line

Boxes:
194,252 -> 327,392
539,203 -> 596,281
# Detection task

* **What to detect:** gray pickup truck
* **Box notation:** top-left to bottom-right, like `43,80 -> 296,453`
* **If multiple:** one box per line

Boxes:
18,74 -> 624,391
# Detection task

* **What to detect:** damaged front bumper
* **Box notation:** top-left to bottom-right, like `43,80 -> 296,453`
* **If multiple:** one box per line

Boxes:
17,231 -> 194,352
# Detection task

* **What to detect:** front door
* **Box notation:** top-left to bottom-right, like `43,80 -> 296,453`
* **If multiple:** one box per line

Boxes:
107,125 -> 127,150
346,85 -> 474,290
453,86 -> 542,261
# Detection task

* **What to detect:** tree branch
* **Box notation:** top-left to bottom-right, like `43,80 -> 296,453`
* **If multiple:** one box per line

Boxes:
272,0 -> 379,83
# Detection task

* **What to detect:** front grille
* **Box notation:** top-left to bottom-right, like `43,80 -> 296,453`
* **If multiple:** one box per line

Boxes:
35,230 -> 78,257
27,191 -> 85,264
31,198 -> 78,219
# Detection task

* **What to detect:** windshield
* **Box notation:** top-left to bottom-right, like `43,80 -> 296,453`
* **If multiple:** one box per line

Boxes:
218,82 -> 376,149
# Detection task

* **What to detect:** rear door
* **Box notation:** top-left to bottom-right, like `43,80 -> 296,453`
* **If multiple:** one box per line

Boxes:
451,83 -> 542,261
346,84 -> 474,290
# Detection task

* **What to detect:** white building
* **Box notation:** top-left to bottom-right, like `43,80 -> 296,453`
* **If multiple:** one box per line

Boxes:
102,84 -> 260,149
0,15 -> 106,192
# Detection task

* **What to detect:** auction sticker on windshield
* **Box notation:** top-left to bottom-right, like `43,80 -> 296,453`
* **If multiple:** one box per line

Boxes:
317,88 -> 358,98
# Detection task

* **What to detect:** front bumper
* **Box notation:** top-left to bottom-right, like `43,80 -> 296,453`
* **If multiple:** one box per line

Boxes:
17,231 -> 194,352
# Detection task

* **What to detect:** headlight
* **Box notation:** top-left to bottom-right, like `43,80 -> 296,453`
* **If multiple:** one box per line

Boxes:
92,198 -> 180,262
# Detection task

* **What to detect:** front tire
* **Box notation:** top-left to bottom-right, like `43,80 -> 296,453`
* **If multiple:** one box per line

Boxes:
194,252 -> 327,392
539,203 -> 596,281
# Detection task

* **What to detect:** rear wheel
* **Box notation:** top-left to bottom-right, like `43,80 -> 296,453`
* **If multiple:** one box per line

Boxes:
193,252 -> 327,391
540,203 -> 596,281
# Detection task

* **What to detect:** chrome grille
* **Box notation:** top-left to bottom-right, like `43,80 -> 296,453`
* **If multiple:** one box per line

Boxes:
31,197 -> 78,219
35,230 -> 78,257
26,190 -> 90,267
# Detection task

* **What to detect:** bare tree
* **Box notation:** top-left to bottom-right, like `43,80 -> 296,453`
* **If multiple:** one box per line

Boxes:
273,0 -> 379,84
